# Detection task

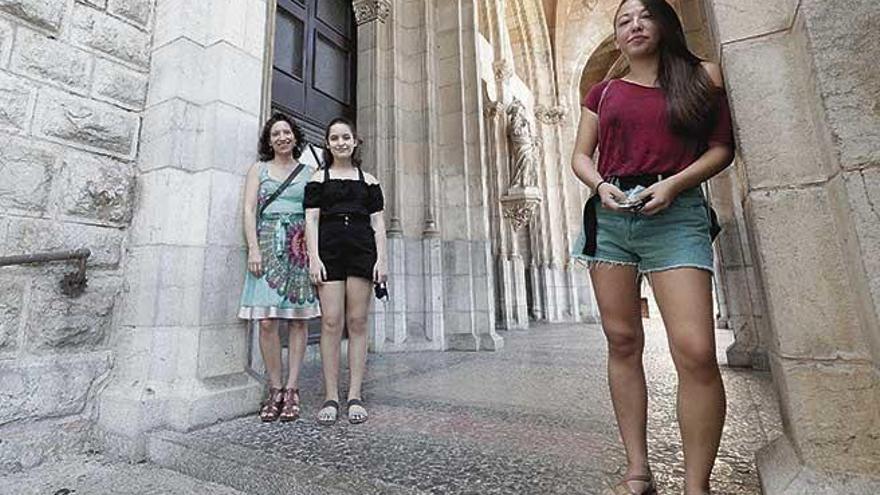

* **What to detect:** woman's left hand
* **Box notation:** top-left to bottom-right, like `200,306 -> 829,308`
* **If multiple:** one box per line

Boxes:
635,178 -> 682,216
373,259 -> 388,284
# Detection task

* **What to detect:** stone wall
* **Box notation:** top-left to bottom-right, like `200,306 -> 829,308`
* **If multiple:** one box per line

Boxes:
706,0 -> 880,491
0,0 -> 153,472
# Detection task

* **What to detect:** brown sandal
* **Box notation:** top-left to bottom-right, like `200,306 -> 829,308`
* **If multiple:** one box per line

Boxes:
606,474 -> 656,495
279,388 -> 301,422
259,387 -> 284,422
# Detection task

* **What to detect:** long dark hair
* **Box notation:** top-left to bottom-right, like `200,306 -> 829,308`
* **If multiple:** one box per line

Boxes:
258,113 -> 305,161
615,0 -> 719,138
323,117 -> 362,169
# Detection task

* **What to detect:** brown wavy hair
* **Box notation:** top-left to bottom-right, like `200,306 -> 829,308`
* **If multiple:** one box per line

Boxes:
258,113 -> 305,161
614,0 -> 720,138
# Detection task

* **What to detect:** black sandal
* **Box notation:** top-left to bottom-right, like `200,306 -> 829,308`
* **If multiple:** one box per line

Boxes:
316,399 -> 339,426
347,398 -> 368,424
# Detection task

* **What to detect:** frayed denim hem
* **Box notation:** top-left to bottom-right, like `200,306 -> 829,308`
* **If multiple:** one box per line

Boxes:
639,263 -> 714,275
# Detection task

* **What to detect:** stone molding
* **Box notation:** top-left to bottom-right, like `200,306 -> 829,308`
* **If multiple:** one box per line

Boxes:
353,0 -> 391,25
500,186 -> 542,231
535,104 -> 568,125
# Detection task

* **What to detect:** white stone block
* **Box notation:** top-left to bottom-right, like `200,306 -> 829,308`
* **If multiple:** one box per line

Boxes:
202,42 -> 262,114
152,0 -> 208,49
0,135 -> 54,213
723,27 -> 834,189
25,274 -> 121,352
58,151 -> 135,225
0,277 -> 24,353
749,184 -> 869,360
107,0 -> 152,27
11,28 -> 93,92
138,98 -> 204,172
0,352 -> 112,424
709,0 -> 798,44
146,38 -> 203,106
129,168 -> 211,246
843,168 -> 880,330
0,18 -> 12,68
120,245 -> 205,327
0,72 -> 36,134
92,58 -> 148,109
204,170 -> 245,247
197,324 -> 247,379
198,102 -> 260,174
70,3 -> 151,67
199,246 -> 245,326
0,0 -> 67,32
33,89 -> 140,159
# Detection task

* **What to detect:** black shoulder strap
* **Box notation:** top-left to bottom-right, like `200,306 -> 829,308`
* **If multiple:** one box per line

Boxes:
323,164 -> 330,182
357,167 -> 365,183
259,163 -> 306,217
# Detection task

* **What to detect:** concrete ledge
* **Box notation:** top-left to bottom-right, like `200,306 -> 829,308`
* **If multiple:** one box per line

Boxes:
757,435 -> 880,494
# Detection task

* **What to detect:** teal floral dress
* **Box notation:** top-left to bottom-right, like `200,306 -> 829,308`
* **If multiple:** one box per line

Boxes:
238,162 -> 320,320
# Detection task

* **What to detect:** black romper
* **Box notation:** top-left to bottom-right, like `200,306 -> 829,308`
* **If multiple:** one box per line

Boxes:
303,167 -> 384,282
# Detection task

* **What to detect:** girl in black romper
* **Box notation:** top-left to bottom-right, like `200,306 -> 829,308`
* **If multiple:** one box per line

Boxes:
304,117 -> 387,425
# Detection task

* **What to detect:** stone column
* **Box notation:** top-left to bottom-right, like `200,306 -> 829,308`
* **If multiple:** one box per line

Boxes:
708,0 -> 880,491
98,0 -> 268,457
431,0 -> 501,351
354,0 -> 404,351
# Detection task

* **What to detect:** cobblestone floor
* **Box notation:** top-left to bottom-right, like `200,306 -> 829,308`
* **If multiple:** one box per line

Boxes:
166,319 -> 780,494
0,319 -> 782,495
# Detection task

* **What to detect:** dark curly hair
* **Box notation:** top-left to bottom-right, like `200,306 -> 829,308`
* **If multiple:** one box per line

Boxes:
323,117 -> 362,169
258,113 -> 306,161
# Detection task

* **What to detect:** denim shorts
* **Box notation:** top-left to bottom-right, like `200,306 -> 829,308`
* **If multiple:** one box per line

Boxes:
573,187 -> 714,274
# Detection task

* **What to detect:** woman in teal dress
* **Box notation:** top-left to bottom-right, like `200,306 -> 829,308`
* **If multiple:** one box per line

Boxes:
239,114 -> 320,422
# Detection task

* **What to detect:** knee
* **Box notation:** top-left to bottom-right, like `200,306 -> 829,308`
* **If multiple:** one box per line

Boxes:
258,320 -> 276,335
346,314 -> 368,335
671,341 -> 719,382
321,317 -> 344,335
602,320 -> 642,359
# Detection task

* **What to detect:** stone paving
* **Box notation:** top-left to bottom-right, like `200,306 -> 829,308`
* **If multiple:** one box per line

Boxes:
151,319 -> 781,494
0,319 -> 781,494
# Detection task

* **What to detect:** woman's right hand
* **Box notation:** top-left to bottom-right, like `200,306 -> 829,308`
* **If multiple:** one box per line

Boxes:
597,182 -> 627,211
309,257 -> 327,286
247,249 -> 262,277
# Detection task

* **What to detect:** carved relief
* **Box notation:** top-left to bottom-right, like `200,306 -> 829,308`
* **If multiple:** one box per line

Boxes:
353,0 -> 391,25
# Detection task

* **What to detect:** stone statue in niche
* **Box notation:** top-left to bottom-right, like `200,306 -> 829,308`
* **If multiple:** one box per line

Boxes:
506,99 -> 540,190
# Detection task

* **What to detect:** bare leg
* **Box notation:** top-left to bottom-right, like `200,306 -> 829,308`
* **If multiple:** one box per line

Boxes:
650,268 -> 725,495
317,281 -> 345,423
258,319 -> 283,389
344,277 -> 372,421
590,265 -> 652,492
286,320 -> 308,389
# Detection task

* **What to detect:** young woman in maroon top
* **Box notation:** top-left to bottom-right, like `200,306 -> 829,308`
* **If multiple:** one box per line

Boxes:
571,1 -> 734,494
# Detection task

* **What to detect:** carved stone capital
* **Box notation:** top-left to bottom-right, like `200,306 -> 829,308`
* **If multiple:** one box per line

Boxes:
353,0 -> 391,25
500,186 -> 543,231
535,104 -> 568,125
493,59 -> 514,81
483,101 -> 506,119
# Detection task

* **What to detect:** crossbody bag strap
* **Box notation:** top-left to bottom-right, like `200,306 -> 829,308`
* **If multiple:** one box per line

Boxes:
259,162 -> 307,217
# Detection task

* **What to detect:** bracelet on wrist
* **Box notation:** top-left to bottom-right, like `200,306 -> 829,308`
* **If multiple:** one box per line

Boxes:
595,180 -> 608,193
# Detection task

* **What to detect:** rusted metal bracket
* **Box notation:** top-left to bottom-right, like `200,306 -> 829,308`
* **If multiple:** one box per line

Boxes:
0,248 -> 91,297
